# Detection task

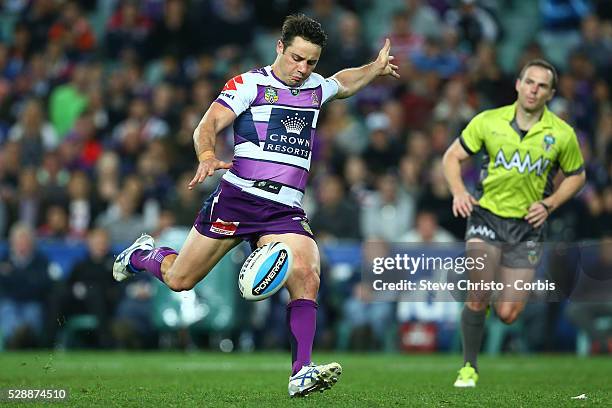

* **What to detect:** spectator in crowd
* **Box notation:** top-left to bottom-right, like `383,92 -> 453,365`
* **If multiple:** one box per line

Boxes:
0,223 -> 53,348
311,174 -> 361,242
105,0 -> 153,60
8,98 -> 58,167
148,0 -> 194,61
399,208 -> 456,243
361,173 -> 415,242
47,227 -> 119,348
47,1 -> 96,59
317,11 -> 371,76
5,167 -> 44,231
95,180 -> 150,244
433,77 -> 476,138
445,0 -> 500,53
65,170 -> 101,238
48,62 -> 90,138
404,0 -> 443,39
362,112 -> 403,175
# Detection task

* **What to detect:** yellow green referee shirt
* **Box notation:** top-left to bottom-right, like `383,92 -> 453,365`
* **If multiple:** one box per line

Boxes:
459,103 -> 585,219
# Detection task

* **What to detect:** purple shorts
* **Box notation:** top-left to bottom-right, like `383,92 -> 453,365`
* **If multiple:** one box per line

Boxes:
194,180 -> 314,248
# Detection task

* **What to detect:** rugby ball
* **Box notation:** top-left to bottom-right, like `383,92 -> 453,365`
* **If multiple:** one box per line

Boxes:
238,242 -> 293,301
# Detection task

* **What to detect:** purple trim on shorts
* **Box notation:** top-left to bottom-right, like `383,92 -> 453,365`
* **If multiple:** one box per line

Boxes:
231,157 -> 308,190
214,98 -> 235,114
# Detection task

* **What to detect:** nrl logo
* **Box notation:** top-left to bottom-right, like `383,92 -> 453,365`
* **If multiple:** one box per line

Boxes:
290,88 -> 300,96
265,87 -> 279,104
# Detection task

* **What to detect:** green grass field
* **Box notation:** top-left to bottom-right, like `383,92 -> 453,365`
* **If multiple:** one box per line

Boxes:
0,352 -> 609,407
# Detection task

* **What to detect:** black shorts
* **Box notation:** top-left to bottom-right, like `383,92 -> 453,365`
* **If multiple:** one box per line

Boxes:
465,206 -> 545,269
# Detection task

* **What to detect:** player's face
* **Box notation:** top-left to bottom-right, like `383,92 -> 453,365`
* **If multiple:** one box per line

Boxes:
276,36 -> 321,86
515,66 -> 555,113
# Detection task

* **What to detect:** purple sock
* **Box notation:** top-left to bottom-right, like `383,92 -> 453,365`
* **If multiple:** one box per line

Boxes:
287,299 -> 318,375
130,247 -> 177,282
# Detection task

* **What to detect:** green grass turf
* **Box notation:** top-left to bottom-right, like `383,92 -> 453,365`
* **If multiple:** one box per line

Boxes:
0,352 -> 609,407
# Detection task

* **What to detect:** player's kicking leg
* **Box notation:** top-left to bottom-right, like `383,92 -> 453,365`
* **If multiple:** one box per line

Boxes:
454,239 -> 501,388
113,227 -> 240,291
258,233 -> 342,397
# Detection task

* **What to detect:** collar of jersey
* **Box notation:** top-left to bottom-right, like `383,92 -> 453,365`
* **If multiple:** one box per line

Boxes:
504,102 -> 554,130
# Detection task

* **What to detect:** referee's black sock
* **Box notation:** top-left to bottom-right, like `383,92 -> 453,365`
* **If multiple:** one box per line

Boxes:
461,306 -> 487,372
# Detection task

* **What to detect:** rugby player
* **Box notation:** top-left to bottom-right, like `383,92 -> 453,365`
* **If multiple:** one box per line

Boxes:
113,14 -> 399,397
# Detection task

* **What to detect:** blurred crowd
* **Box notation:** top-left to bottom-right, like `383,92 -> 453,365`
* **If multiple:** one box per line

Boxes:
0,0 -> 611,351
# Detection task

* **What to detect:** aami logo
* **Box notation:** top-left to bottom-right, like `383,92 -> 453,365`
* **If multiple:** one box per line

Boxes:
222,75 -> 243,91
468,225 -> 496,240
494,150 -> 550,176
264,108 -> 314,159
253,250 -> 288,295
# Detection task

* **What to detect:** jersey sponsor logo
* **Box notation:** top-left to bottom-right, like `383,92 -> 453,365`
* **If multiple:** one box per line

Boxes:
210,219 -> 239,236
467,225 -> 496,240
264,108 -> 314,159
493,149 -> 551,176
543,134 -> 555,152
222,75 -> 243,91
264,87 -> 279,104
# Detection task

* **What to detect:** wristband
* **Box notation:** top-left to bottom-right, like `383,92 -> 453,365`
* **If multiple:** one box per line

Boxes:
198,151 -> 215,162
539,201 -> 551,214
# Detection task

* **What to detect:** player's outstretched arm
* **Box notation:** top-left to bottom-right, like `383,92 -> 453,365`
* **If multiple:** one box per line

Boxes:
188,102 -> 236,190
331,38 -> 400,99
442,139 -> 479,218
525,171 -> 586,227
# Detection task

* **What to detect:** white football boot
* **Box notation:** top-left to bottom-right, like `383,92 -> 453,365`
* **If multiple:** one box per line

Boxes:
288,362 -> 342,397
113,234 -> 154,282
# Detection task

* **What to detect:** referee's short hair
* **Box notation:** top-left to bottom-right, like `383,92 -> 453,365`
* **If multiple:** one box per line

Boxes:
518,59 -> 558,90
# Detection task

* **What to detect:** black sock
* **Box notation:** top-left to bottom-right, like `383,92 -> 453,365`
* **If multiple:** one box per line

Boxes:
461,306 -> 487,371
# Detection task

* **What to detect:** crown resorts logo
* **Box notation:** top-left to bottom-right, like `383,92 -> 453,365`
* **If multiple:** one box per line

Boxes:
281,113 -> 307,135
264,108 -> 314,159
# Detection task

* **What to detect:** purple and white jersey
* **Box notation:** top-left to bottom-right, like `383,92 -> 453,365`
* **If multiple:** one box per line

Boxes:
214,65 -> 340,207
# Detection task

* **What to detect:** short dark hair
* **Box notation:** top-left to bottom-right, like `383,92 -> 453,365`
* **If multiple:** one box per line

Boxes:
281,14 -> 327,49
518,59 -> 558,90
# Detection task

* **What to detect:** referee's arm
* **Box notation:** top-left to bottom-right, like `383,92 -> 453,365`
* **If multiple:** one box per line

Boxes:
526,170 -> 586,227
443,139 -> 479,218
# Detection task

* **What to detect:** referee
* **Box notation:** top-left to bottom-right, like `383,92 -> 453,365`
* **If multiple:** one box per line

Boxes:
442,59 -> 586,387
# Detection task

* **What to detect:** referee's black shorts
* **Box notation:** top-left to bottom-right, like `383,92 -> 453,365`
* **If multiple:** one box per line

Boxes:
465,206 -> 545,269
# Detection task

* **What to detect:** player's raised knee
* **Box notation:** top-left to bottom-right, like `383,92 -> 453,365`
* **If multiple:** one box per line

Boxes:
165,275 -> 197,292
291,262 -> 320,290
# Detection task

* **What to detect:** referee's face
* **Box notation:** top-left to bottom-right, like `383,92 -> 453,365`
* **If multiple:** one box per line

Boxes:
515,66 -> 555,113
